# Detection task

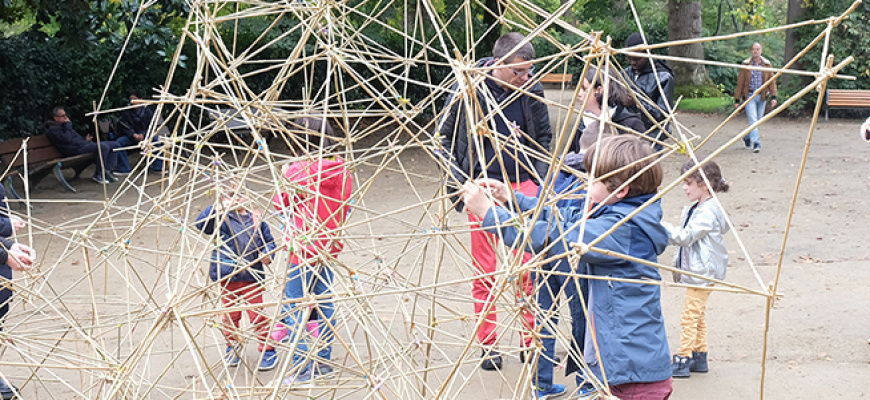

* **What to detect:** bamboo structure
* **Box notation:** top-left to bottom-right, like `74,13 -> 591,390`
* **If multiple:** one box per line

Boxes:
0,0 -> 861,399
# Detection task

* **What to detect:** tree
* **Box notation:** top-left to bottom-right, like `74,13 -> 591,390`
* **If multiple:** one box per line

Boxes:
667,0 -> 713,85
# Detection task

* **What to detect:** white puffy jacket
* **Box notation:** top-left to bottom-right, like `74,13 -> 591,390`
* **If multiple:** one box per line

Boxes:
663,198 -> 730,286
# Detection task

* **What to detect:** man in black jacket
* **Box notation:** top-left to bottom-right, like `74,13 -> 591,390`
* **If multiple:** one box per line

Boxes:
45,107 -> 126,184
438,32 -> 554,384
118,92 -> 162,172
622,33 -> 675,149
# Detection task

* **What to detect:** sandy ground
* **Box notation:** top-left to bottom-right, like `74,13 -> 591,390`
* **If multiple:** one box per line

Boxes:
6,104 -> 870,400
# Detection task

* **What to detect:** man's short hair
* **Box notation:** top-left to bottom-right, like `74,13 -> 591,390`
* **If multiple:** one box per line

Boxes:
493,32 -> 535,62
52,106 -> 66,118
584,135 -> 662,197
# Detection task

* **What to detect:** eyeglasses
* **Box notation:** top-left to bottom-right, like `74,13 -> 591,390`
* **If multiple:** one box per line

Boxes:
509,64 -> 535,77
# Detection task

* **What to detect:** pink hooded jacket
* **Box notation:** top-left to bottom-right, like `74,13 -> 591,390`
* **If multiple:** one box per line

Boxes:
272,157 -> 352,265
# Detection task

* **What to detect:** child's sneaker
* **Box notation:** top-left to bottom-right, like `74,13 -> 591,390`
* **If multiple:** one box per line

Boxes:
313,362 -> 333,377
534,383 -> 567,400
672,354 -> 691,378
270,324 -> 289,343
480,349 -> 502,370
224,345 -> 241,367
574,383 -> 598,399
281,362 -> 314,386
690,351 -> 708,373
258,349 -> 279,371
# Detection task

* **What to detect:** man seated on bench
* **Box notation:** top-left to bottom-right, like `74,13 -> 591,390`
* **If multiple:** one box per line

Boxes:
45,106 -> 130,184
117,91 -> 163,172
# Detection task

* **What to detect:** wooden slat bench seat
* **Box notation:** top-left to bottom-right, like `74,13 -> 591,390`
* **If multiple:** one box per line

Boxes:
825,89 -> 870,120
0,135 -> 95,199
539,73 -> 574,87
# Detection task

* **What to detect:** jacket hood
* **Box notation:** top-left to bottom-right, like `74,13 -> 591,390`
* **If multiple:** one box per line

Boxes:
610,193 -> 669,256
284,157 -> 347,192
641,59 -> 673,76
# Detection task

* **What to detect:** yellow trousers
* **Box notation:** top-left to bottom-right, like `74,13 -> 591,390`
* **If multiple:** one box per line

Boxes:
678,287 -> 712,357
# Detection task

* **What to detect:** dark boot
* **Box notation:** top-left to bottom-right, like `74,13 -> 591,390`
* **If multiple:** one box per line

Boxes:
481,349 -> 502,370
690,351 -> 709,373
0,377 -> 18,400
672,355 -> 691,378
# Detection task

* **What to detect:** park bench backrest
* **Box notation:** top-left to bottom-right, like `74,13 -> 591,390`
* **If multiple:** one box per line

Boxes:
0,135 -> 65,169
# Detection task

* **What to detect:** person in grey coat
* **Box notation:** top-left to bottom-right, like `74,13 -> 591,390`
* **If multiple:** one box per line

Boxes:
662,159 -> 730,379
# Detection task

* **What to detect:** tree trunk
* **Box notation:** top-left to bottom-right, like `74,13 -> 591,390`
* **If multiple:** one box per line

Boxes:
476,0 -> 501,59
667,0 -> 712,86
783,0 -> 809,87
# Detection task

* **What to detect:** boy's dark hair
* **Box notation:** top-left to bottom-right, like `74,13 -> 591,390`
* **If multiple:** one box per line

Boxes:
584,65 -> 635,107
681,159 -> 730,193
493,32 -> 535,62
584,135 -> 662,198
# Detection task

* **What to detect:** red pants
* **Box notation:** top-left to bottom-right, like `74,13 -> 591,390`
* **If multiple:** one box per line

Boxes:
220,281 -> 273,351
469,179 -> 538,347
610,378 -> 673,400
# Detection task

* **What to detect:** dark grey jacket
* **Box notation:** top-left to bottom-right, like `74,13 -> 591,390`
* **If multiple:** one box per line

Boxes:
439,58 -> 552,188
623,60 -> 675,134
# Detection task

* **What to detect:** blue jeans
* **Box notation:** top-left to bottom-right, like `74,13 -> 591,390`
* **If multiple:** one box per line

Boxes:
116,135 -> 164,171
744,94 -> 767,145
283,263 -> 335,366
534,261 -> 587,390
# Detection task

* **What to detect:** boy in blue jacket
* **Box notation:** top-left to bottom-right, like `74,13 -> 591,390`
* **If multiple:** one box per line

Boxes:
195,180 -> 278,371
463,135 -> 673,400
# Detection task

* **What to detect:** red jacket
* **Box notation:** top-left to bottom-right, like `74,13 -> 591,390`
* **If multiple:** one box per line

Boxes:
273,158 -> 352,265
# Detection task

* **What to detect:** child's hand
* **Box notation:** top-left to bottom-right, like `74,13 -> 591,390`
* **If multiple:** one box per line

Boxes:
259,255 -> 272,266
7,242 -> 35,271
10,215 -> 25,232
461,182 -> 495,219
475,179 -> 510,204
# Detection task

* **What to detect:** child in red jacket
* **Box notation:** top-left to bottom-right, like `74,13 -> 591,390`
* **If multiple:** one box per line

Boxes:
273,155 -> 352,384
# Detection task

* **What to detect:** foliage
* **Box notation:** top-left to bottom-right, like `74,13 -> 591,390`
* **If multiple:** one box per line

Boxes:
675,83 -> 725,99
676,96 -> 733,113
0,1 -> 194,138
778,0 -> 870,116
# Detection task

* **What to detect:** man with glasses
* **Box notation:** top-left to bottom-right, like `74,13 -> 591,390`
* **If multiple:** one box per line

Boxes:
438,32 -> 554,384
45,106 -> 128,184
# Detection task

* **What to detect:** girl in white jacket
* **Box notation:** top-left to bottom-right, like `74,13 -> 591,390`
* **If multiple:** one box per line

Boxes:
663,159 -> 730,379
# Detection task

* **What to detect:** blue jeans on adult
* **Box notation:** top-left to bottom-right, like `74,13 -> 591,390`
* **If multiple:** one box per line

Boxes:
534,261 -> 587,391
116,135 -> 164,171
744,93 -> 767,146
76,142 -> 118,179
283,263 -> 335,366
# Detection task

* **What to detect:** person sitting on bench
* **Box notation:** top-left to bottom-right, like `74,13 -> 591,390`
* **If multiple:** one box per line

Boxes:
117,91 -> 163,172
45,106 -> 130,184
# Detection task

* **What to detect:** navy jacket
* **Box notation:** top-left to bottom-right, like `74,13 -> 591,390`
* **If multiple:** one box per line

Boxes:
482,192 -> 672,386
439,57 -> 553,186
0,185 -> 17,322
45,121 -> 91,157
195,205 -> 276,283
119,106 -> 155,139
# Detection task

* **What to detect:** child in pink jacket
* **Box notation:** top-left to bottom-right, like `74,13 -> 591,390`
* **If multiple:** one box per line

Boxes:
273,156 -> 352,383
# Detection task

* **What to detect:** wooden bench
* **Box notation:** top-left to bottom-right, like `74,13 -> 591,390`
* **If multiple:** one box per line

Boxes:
539,73 -> 574,87
0,135 -> 95,199
825,89 -> 870,120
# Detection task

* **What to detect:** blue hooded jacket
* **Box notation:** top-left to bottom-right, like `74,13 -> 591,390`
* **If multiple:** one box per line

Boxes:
482,192 -> 672,386
195,205 -> 276,283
